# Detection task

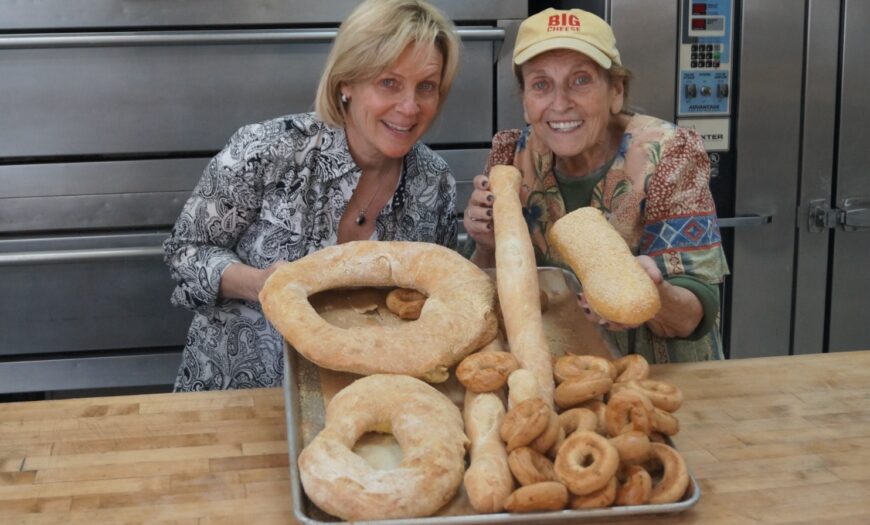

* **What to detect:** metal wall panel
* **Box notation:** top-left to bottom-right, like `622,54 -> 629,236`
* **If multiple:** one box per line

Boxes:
0,0 -> 527,29
609,0 -> 677,121
729,0 -> 805,358
0,33 -> 495,158
828,0 -> 870,352
0,232 -> 192,355
792,0 -> 840,355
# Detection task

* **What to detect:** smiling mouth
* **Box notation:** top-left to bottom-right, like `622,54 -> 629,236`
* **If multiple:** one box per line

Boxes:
548,120 -> 583,132
383,121 -> 414,133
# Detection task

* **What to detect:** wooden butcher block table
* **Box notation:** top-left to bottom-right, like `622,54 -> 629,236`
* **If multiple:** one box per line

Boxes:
1,350 -> 869,525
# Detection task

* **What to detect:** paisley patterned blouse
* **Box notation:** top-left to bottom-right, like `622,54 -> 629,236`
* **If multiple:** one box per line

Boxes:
164,112 -> 457,391
486,114 -> 729,363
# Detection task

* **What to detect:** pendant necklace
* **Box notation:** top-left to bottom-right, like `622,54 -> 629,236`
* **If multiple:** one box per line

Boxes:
355,172 -> 388,226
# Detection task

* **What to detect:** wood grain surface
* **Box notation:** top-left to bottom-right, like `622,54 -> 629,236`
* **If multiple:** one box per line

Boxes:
1,351 -> 868,524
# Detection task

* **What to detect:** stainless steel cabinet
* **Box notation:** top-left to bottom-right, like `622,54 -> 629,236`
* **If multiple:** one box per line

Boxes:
0,1 -> 527,394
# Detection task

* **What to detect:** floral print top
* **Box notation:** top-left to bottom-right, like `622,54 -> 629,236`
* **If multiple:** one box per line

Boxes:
486,114 -> 729,363
164,112 -> 457,391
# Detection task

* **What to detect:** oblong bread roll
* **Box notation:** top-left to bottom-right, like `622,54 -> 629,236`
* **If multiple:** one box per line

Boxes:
548,207 -> 660,325
489,165 -> 554,407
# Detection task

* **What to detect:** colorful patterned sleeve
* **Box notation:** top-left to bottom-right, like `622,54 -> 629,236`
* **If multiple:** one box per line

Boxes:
638,126 -> 729,284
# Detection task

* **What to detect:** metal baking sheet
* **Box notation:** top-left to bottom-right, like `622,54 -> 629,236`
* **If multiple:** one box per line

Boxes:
282,268 -> 700,524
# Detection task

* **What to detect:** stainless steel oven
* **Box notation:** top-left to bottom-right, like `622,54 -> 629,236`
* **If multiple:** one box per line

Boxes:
0,0 -> 528,394
567,0 -> 870,358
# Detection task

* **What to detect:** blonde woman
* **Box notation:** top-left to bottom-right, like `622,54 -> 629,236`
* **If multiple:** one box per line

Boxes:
165,0 -> 461,391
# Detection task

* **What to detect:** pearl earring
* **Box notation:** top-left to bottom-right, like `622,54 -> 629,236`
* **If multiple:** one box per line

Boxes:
341,93 -> 349,104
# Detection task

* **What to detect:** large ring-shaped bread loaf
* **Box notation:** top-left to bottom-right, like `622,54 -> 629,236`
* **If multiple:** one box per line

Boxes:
259,240 -> 498,381
298,374 -> 469,521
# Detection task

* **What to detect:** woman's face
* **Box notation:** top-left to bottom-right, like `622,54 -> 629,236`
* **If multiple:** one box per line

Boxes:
521,49 -> 624,172
342,43 -> 444,166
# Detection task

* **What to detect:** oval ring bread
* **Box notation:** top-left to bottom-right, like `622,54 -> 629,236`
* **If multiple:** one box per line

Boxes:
259,240 -> 498,382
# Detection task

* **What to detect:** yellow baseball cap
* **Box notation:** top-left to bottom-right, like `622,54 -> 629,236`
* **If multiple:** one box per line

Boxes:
513,8 -> 621,69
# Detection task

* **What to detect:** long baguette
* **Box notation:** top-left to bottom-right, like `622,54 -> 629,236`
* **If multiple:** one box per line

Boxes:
489,165 -> 555,408
463,390 -> 514,513
548,207 -> 660,325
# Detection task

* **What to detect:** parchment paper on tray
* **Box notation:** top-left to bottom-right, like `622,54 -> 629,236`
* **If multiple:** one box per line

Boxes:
285,267 -> 698,523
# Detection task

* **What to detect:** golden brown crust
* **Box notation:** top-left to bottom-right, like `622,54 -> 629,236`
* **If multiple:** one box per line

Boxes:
508,446 -> 558,486
260,241 -> 498,381
570,475 -> 618,509
456,351 -> 520,393
490,165 -> 555,407
648,443 -> 690,504
385,288 -> 427,320
547,207 -> 661,325
615,465 -> 652,506
554,430 -> 620,496
298,374 -> 468,520
504,481 -> 569,513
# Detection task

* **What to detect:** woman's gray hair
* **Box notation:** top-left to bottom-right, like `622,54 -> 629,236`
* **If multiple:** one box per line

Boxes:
315,0 -> 461,127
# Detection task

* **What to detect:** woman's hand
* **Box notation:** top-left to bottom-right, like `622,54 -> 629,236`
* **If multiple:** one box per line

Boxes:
577,255 -> 663,332
463,174 -> 496,267
219,261 -> 285,303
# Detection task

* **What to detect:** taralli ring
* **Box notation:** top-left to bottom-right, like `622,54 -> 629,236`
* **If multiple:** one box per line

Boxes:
298,374 -> 468,521
554,430 -> 620,496
608,430 -> 652,466
570,476 -> 617,509
456,351 -> 520,393
385,287 -> 427,320
614,379 -> 683,412
648,443 -> 690,504
604,390 -> 655,436
500,398 -> 551,451
613,354 -> 650,383
554,374 -> 613,409
615,465 -> 652,506
554,354 -> 618,383
504,481 -> 569,513
508,447 -> 557,486
260,241 -> 498,382
558,408 -> 599,437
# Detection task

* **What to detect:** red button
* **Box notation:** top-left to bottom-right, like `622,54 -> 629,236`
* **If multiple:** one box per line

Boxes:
692,3 -> 707,15
692,18 -> 707,30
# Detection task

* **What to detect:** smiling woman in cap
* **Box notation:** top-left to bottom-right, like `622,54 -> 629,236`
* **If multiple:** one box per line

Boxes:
463,8 -> 730,363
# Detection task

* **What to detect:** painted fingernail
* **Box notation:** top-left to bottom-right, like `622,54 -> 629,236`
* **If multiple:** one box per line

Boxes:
487,195 -> 494,203
482,180 -> 489,188
486,223 -> 492,230
486,209 -> 492,217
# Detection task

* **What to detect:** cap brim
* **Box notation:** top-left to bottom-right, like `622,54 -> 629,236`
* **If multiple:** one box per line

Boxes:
514,37 -> 612,69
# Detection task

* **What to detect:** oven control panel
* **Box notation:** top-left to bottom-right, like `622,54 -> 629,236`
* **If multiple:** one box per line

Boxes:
676,0 -> 734,151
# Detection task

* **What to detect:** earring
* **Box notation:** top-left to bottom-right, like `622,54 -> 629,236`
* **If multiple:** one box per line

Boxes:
341,93 -> 349,104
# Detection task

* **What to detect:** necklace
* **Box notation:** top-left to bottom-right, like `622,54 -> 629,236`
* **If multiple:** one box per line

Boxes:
355,172 -> 388,226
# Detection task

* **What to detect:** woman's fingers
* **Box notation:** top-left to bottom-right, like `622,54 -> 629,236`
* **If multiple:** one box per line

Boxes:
636,255 -> 663,284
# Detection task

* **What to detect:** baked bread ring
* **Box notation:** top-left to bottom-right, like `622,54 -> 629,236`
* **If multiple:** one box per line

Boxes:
554,430 -> 619,496
558,408 -> 599,437
500,398 -> 551,451
260,240 -> 498,382
385,287 -> 427,320
604,390 -> 655,436
648,443 -> 690,504
569,475 -> 617,509
613,354 -> 650,383
609,430 -> 653,466
554,374 -> 613,409
614,378 -> 684,412
456,351 -> 520,393
504,481 -> 568,513
298,374 -> 468,521
547,207 -> 661,325
615,465 -> 653,506
554,354 -> 618,383
508,446 -> 557,486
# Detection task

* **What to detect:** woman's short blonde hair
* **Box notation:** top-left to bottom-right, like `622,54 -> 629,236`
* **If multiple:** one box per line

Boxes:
315,0 -> 461,128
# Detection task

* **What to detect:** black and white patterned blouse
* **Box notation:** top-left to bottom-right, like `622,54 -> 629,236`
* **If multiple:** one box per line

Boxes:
164,112 -> 458,391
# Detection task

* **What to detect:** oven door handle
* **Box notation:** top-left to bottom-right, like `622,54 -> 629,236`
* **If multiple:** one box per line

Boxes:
717,214 -> 773,228
0,28 -> 505,49
0,246 -> 165,266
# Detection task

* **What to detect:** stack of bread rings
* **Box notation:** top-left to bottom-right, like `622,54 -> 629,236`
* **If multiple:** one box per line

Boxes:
456,350 -> 691,512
